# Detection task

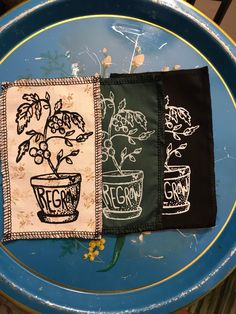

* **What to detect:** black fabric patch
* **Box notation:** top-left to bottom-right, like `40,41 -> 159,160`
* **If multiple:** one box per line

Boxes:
111,67 -> 217,229
100,76 -> 165,233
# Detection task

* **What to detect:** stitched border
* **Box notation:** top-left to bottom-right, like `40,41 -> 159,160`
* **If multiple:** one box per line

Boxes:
0,87 -> 12,240
101,75 -> 165,233
0,76 -> 102,241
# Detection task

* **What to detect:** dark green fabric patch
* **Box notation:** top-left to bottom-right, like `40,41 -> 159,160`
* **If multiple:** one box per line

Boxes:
111,67 -> 217,229
100,76 -> 165,233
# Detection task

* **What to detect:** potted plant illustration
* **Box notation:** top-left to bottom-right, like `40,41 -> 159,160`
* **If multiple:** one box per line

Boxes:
15,92 -> 93,223
101,91 -> 155,220
163,95 -> 199,215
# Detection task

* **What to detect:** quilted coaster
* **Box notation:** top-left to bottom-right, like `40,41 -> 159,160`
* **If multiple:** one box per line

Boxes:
111,67 -> 217,229
0,76 -> 102,241
101,76 -> 165,233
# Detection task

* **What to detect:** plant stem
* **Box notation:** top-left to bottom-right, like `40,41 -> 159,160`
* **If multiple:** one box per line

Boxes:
42,99 -> 51,140
47,158 -> 60,178
111,156 -> 122,175
110,133 -> 139,141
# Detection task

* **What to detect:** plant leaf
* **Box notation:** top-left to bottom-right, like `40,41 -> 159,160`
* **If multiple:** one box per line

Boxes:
183,125 -> 199,136
65,130 -> 75,137
118,98 -> 126,111
133,147 -> 142,154
62,112 -> 71,128
76,132 -> 93,142
128,128 -> 138,135
70,149 -> 80,156
16,140 -> 30,162
169,108 -> 178,123
175,151 -> 182,158
54,99 -> 62,112
173,124 -> 182,131
177,107 -> 191,126
125,111 -> 134,127
22,93 -> 36,102
70,112 -> 85,132
66,157 -> 73,164
179,143 -> 187,150
128,137 -> 136,145
26,130 -> 36,135
35,102 -> 42,120
45,92 -> 50,101
134,111 -> 147,130
121,147 -> 127,159
129,155 -> 136,162
109,91 -> 114,100
57,149 -> 63,160
35,134 -> 41,142
138,130 -> 155,141
167,143 -> 172,153
173,133 -> 181,140
16,103 -> 33,134
65,139 -> 73,147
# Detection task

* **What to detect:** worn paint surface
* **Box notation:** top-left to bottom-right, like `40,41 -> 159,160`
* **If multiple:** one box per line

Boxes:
0,0 -> 235,313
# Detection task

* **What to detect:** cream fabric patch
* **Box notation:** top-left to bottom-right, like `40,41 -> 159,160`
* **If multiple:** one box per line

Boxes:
0,77 -> 102,241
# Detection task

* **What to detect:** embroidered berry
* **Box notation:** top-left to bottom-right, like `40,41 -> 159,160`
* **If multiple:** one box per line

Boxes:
104,139 -> 112,148
94,250 -> 99,256
108,147 -> 115,157
122,126 -> 128,133
100,238 -> 106,244
88,247 -> 94,253
54,123 -> 59,130
59,128 -> 65,134
43,150 -> 51,159
58,119 -> 63,127
83,253 -> 88,260
34,155 -> 43,164
29,147 -> 38,157
121,118 -> 127,125
39,141 -> 48,151
51,128 -> 56,133
102,152 -> 108,162
49,121 -> 54,128
53,116 -> 58,123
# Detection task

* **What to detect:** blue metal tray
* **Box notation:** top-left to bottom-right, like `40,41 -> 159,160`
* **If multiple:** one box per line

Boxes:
0,0 -> 235,313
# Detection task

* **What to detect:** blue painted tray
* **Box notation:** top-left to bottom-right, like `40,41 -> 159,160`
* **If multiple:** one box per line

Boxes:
0,1 -> 235,313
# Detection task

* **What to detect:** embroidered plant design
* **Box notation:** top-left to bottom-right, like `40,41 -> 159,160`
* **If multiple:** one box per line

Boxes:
163,95 -> 200,215
15,92 -> 93,177
101,91 -> 155,221
15,91 -> 93,224
101,91 -> 154,174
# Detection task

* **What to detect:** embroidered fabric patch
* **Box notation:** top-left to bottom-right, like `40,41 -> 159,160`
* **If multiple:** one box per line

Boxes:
111,66 -> 217,228
0,76 -> 102,241
101,76 -> 165,233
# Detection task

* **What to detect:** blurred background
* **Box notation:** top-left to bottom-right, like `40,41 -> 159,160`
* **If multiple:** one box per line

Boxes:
0,0 -> 235,314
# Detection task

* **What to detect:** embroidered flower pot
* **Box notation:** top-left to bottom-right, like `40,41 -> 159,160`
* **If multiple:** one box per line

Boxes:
31,173 -> 81,223
103,170 -> 144,220
163,165 -> 190,215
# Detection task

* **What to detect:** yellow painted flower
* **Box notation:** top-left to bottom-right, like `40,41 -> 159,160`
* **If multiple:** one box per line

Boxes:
83,238 -> 106,262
